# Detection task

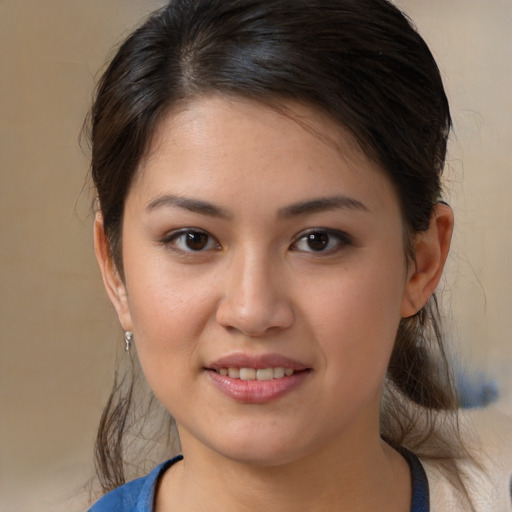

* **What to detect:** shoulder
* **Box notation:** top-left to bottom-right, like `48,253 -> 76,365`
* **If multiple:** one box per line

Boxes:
423,407 -> 512,512
88,456 -> 183,512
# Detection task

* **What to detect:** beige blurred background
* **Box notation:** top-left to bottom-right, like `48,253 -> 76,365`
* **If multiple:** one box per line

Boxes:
0,1 -> 510,511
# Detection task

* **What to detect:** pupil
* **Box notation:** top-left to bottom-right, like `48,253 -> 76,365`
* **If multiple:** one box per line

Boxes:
186,232 -> 208,250
307,232 -> 328,251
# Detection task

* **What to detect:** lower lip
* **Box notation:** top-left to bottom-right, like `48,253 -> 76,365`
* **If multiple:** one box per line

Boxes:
206,370 -> 311,404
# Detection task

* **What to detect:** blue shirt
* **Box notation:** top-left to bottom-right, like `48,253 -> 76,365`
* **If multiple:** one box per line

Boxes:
89,451 -> 429,511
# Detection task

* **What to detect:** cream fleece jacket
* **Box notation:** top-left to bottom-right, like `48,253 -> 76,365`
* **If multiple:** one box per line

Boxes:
423,406 -> 512,511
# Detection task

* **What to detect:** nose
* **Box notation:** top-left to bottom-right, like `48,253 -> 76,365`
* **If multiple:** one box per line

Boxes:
215,249 -> 294,337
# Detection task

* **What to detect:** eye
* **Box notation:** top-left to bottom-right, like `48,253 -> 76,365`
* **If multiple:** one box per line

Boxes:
163,229 -> 220,252
291,230 -> 350,253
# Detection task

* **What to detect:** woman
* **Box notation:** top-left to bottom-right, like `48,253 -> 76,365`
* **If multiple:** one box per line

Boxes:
87,0 -> 510,510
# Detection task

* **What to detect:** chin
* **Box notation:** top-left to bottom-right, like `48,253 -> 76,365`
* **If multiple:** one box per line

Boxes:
222,445 -> 305,468
204,425 -> 317,468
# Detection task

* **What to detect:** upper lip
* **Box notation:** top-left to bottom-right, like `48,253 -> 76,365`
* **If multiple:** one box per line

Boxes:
207,353 -> 310,371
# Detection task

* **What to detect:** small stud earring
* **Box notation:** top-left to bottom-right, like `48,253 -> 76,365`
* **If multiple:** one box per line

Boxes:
124,331 -> 133,352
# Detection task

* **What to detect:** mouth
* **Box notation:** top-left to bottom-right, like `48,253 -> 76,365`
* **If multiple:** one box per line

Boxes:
213,367 -> 296,381
205,355 -> 311,403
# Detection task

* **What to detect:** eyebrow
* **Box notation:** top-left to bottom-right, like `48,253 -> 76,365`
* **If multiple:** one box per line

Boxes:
278,195 -> 369,217
145,194 -> 231,218
145,194 -> 368,219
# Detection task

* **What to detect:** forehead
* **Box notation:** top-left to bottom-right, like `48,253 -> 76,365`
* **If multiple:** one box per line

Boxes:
130,95 -> 398,216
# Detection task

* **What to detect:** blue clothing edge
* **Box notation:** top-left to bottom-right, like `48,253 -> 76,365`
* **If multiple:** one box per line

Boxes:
401,447 -> 430,512
88,455 -> 183,512
88,451 -> 429,511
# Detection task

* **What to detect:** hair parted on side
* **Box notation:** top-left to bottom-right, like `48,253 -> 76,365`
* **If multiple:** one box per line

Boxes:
86,0 -> 476,506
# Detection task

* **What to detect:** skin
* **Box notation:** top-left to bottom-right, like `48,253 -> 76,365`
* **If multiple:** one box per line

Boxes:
95,96 -> 453,511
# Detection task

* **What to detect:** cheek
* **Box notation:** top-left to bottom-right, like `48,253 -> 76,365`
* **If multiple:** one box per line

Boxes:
126,277 -> 212,414
309,257 -> 405,381
122,253 -> 215,372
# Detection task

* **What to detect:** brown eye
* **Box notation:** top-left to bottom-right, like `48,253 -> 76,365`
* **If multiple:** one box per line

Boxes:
306,232 -> 330,251
292,229 -> 351,253
185,231 -> 210,250
164,229 -> 219,252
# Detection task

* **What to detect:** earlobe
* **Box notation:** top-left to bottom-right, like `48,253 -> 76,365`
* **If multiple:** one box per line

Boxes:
401,203 -> 454,318
93,213 -> 133,331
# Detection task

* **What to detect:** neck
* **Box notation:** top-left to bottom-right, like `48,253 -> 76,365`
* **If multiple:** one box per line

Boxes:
156,430 -> 411,512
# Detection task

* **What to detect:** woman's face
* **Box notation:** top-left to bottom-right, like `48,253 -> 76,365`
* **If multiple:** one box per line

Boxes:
103,96 -> 417,466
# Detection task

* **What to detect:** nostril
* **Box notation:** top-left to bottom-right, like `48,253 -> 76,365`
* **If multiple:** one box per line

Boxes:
215,294 -> 294,336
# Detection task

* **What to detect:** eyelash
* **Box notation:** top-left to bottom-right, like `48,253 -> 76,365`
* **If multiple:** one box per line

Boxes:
161,228 -> 351,255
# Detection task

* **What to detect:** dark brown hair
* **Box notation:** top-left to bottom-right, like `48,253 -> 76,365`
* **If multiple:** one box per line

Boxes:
87,0 -> 475,505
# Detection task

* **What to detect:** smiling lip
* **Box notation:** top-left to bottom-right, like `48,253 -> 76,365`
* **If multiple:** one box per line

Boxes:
205,354 -> 311,404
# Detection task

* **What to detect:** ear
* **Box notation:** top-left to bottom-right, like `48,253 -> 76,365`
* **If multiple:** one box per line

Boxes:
94,212 -> 133,331
401,203 -> 454,317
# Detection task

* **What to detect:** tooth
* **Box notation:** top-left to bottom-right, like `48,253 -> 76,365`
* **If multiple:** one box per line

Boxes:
256,368 -> 274,381
219,368 -> 228,376
284,368 -> 294,376
273,367 -> 285,379
240,368 -> 256,380
228,367 -> 240,378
